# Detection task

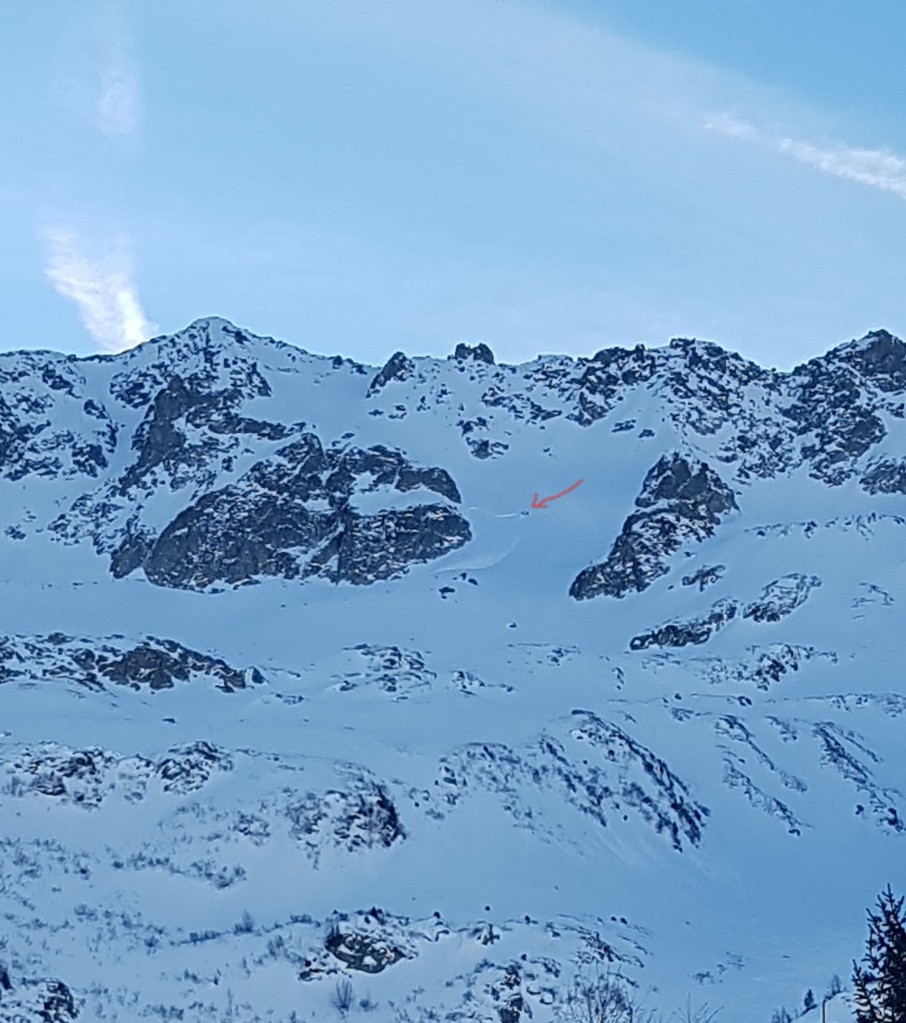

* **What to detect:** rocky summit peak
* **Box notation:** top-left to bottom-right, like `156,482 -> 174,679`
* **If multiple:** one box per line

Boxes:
127,318 -> 307,372
835,328 -> 906,387
453,341 -> 495,365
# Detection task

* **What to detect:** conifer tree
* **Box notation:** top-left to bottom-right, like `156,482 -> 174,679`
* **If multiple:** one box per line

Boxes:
852,886 -> 906,1021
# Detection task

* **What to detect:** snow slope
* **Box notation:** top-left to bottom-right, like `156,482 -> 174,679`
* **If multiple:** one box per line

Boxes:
2,317 -> 904,1021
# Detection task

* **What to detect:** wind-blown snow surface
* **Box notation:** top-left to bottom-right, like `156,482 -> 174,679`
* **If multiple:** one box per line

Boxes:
2,317 -> 904,1020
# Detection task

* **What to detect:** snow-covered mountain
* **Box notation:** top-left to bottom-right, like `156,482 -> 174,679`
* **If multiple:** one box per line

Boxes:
2,316 -> 904,1021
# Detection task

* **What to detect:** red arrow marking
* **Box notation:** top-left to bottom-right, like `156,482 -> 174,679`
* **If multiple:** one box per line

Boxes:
531,478 -> 584,509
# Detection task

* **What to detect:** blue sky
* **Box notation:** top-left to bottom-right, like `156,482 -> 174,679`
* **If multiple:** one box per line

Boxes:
5,0 -> 906,368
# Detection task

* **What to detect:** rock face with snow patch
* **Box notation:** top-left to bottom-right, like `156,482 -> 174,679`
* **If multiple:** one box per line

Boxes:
453,341 -> 495,365
743,573 -> 822,623
784,329 -> 906,485
629,598 -> 738,650
112,435 -> 469,589
0,977 -> 78,1023
368,351 -> 414,395
0,633 -> 263,692
288,783 -> 404,863
570,453 -> 737,600
860,457 -> 906,495
435,710 -> 707,852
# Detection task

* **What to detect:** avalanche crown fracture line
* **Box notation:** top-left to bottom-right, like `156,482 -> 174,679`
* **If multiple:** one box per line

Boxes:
531,478 -> 584,509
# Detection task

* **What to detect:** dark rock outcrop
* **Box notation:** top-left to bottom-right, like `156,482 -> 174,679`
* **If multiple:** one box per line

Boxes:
143,484 -> 332,588
368,351 -> 414,395
438,711 -> 707,852
843,329 -> 906,391
570,454 -> 737,600
155,741 -> 233,794
785,333 -> 899,486
748,644 -> 820,689
117,373 -> 281,495
682,564 -> 725,591
108,317 -> 273,408
743,574 -> 821,623
0,633 -> 263,692
567,344 -> 658,426
657,643 -> 835,690
0,978 -> 80,1023
332,505 -> 471,585
396,465 -> 461,502
207,413 -> 295,440
325,928 -> 407,973
128,437 -> 469,590
110,527 -> 154,578
288,783 -> 404,860
454,341 -> 495,365
630,598 -> 738,650
0,352 -> 117,481
861,457 -> 906,495
6,740 -> 233,808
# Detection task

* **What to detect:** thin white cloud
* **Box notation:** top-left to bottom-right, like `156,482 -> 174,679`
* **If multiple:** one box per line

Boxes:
97,54 -> 139,140
702,114 -> 761,143
44,231 -> 156,352
705,114 -> 906,201
92,2 -> 140,142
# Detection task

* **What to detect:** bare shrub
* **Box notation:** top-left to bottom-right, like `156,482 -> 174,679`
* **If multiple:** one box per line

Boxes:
558,972 -> 654,1023
334,977 -> 354,1015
